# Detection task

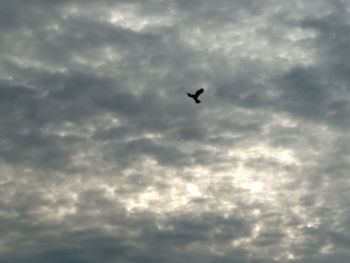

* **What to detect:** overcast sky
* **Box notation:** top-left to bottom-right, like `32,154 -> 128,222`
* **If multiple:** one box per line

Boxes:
1,0 -> 350,262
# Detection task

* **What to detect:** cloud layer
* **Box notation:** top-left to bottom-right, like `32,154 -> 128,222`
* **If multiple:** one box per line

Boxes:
1,0 -> 350,262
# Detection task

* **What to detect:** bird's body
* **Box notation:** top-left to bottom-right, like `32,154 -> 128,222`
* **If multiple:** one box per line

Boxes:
187,88 -> 204,103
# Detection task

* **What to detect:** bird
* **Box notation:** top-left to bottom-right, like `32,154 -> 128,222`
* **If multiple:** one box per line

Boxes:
187,88 -> 204,104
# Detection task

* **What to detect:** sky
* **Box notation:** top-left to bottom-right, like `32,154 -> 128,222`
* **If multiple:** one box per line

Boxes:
0,0 -> 350,262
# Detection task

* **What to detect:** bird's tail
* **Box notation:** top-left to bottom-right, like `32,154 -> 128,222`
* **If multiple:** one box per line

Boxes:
187,93 -> 194,99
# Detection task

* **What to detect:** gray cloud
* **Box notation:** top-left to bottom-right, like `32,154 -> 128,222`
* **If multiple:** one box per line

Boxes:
1,0 -> 350,262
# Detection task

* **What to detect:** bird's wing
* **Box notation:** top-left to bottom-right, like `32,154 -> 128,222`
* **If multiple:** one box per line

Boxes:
194,88 -> 204,97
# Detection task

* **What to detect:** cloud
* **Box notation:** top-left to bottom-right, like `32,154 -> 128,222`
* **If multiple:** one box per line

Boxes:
0,0 -> 350,262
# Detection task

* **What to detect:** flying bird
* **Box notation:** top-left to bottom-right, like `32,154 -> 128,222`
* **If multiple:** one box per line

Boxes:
187,88 -> 204,104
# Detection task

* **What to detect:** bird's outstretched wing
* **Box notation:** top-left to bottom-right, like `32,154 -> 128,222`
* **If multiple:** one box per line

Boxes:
194,88 -> 204,97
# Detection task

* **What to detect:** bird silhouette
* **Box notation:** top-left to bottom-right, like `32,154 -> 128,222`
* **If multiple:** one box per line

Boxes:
187,88 -> 204,103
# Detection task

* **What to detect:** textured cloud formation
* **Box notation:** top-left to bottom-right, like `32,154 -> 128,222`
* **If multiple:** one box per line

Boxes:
1,0 -> 350,262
